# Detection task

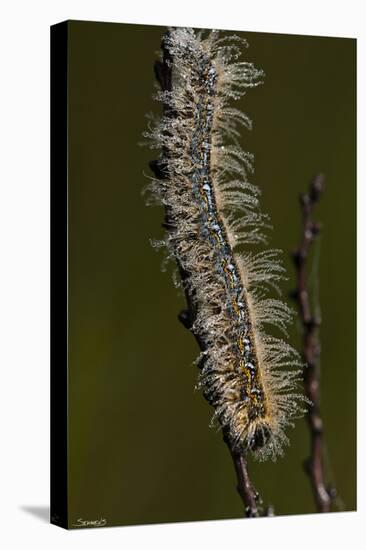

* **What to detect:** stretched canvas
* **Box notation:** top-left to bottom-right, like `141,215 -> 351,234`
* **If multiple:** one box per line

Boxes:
51,19 -> 356,529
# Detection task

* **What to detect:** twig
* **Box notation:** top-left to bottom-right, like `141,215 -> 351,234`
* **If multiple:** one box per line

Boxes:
223,428 -> 260,517
150,31 -> 262,518
291,174 -> 337,513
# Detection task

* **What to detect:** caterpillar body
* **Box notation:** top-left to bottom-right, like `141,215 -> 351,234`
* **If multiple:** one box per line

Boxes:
144,27 -> 306,461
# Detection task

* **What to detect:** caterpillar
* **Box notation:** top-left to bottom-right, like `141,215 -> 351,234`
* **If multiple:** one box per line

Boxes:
143,27 -> 306,461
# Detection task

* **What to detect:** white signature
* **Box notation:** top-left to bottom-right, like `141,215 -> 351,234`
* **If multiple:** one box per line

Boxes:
72,518 -> 107,528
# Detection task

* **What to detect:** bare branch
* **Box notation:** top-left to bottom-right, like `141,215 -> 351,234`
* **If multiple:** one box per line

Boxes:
291,174 -> 337,513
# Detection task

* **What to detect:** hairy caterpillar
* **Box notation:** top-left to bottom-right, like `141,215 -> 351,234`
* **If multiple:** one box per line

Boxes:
144,27 -> 306,461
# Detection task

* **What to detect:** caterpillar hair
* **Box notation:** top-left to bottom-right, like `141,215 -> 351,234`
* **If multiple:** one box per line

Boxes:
143,27 -> 307,461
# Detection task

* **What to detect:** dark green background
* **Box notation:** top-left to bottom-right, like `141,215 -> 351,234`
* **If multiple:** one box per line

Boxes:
67,20 -> 356,527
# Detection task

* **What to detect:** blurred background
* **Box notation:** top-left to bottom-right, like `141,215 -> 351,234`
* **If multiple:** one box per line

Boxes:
67,20 -> 356,526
